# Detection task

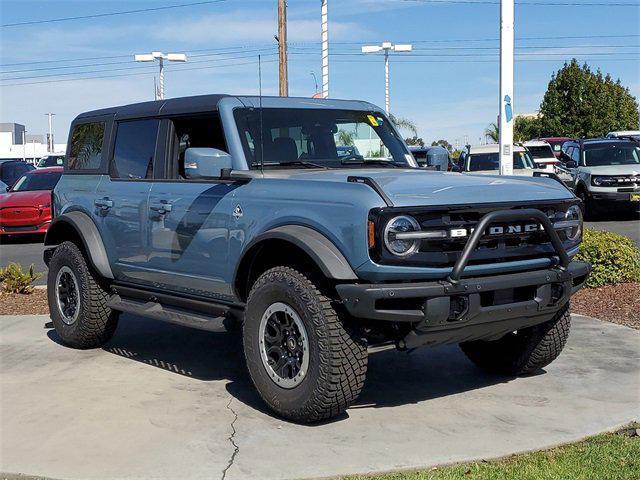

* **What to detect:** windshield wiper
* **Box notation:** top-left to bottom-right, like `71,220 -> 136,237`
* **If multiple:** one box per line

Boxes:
278,160 -> 329,169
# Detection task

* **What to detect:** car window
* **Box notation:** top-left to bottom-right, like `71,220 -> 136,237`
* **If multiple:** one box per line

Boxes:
571,147 -> 580,163
167,114 -> 227,179
1,161 -> 32,186
584,143 -> 640,167
11,171 -> 62,192
111,119 -> 159,179
527,145 -> 555,159
68,122 -> 105,170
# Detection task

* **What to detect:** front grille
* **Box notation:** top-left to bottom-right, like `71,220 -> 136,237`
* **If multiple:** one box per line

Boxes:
371,200 -> 579,268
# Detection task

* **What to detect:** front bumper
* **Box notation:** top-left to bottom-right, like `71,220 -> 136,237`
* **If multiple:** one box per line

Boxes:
588,187 -> 640,202
337,261 -> 590,348
0,221 -> 51,235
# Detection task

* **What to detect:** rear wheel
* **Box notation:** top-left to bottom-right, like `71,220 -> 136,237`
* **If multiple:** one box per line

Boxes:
459,306 -> 571,376
243,266 -> 367,423
47,241 -> 118,349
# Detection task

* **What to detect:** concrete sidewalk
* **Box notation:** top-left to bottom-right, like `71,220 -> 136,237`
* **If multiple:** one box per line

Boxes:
1,313 -> 638,480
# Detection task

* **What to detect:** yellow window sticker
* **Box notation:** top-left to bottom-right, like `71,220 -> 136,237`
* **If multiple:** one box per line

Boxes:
367,115 -> 379,127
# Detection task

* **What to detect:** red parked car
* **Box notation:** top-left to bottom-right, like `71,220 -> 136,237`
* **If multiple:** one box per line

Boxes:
0,167 -> 62,236
537,137 -> 572,159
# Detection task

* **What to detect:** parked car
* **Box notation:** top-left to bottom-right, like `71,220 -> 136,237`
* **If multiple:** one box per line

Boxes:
557,138 -> 640,217
44,94 -> 589,423
409,146 -> 458,171
0,167 -> 62,236
536,137 -> 571,159
523,140 -> 560,173
606,130 -> 640,142
36,153 -> 66,168
459,144 -> 537,175
0,159 -> 35,188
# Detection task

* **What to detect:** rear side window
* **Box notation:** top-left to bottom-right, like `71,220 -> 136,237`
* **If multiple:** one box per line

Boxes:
68,122 -> 105,170
111,119 -> 159,179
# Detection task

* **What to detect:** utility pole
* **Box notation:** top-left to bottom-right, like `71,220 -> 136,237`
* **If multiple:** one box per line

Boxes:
22,130 -> 26,162
45,113 -> 55,152
499,0 -> 514,175
134,52 -> 187,100
321,0 -> 329,98
278,0 -> 289,96
362,42 -> 412,115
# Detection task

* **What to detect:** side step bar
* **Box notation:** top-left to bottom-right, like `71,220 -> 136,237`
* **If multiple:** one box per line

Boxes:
107,284 -> 242,333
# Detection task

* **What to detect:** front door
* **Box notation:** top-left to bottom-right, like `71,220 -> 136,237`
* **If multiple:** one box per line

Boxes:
94,118 -> 159,285
145,113 -> 239,300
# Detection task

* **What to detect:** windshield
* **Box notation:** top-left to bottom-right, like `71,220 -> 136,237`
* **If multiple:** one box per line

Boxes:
527,145 -> 555,159
11,171 -> 62,192
37,155 -> 65,168
234,108 -> 415,169
584,144 -> 640,167
466,151 -> 535,171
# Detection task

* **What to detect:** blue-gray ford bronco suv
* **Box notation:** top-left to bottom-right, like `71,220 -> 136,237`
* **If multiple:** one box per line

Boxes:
44,94 -> 590,422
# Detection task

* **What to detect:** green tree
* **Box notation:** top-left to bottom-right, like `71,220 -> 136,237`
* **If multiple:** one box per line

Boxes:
337,129 -> 355,146
538,59 -> 639,138
389,114 -> 418,137
431,139 -> 453,152
484,122 -> 499,143
405,136 -> 425,147
514,116 -> 541,142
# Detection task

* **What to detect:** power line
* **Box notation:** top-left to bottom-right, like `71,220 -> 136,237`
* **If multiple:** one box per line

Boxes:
0,59 -> 277,87
398,0 -> 638,6
0,0 -> 229,28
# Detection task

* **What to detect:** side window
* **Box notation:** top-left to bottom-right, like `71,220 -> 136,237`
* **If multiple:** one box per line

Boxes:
68,122 -> 106,170
571,147 -> 580,164
111,119 -> 159,179
168,114 -> 227,179
562,146 -> 573,162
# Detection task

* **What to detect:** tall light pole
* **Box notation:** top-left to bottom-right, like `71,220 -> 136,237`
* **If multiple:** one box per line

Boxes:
362,42 -> 412,115
22,129 -> 26,162
45,113 -> 55,152
321,0 -> 329,98
134,51 -> 187,100
499,0 -> 514,175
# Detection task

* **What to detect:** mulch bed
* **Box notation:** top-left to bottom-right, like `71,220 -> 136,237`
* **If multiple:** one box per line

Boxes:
0,283 -> 638,330
570,282 -> 639,330
0,288 -> 49,316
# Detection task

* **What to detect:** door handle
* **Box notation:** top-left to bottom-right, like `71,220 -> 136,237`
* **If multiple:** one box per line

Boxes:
94,198 -> 113,210
150,202 -> 172,214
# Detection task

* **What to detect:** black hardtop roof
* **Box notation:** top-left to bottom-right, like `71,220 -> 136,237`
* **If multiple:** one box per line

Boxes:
76,94 -> 230,120
582,138 -> 639,148
75,94 -> 378,122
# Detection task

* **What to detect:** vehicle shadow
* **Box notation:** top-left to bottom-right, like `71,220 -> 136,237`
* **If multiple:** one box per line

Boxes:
46,314 -> 515,422
0,233 -> 45,245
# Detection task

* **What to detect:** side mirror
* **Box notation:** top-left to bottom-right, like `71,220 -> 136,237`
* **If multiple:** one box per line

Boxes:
184,148 -> 232,179
565,160 -> 577,169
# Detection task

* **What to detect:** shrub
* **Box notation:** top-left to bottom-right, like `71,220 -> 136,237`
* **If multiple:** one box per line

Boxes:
575,229 -> 640,288
0,263 -> 44,294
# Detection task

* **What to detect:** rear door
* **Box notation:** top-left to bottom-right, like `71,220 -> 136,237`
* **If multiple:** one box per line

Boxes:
94,118 -> 159,285
556,144 -> 577,188
145,113 -> 239,300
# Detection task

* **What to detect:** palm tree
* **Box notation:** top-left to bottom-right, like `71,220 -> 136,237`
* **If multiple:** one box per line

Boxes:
484,122 -> 499,143
389,114 -> 418,137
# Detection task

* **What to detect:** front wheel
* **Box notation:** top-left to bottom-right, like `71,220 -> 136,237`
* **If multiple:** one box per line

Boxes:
459,306 -> 571,376
47,241 -> 118,349
243,266 -> 368,423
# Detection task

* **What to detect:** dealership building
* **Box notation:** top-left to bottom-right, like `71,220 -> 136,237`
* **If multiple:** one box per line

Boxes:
0,122 -> 66,164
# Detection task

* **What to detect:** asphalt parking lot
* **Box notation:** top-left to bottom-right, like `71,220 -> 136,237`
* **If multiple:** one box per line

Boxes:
1,313 -> 638,480
1,211 -> 637,287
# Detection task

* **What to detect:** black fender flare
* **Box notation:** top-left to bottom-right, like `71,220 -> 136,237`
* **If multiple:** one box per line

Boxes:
235,225 -> 358,286
44,211 -> 114,279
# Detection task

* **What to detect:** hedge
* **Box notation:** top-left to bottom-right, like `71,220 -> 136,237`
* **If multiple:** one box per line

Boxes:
575,229 -> 640,288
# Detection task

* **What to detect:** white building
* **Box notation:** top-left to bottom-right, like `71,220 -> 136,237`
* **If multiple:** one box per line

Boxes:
0,123 -> 66,164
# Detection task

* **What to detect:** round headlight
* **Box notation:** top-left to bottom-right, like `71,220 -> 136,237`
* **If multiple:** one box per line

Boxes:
384,215 -> 421,257
565,204 -> 582,241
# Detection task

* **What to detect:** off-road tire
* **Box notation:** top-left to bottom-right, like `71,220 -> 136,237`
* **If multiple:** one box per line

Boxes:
576,188 -> 595,220
243,266 -> 368,423
47,241 -> 118,349
459,306 -> 571,376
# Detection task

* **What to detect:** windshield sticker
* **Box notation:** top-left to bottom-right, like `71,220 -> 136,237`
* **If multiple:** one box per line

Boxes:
367,115 -> 380,127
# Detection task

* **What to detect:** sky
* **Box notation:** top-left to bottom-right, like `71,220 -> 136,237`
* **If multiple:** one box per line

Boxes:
0,0 -> 638,148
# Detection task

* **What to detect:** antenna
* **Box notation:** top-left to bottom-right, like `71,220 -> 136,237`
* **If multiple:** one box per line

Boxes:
258,54 -> 265,175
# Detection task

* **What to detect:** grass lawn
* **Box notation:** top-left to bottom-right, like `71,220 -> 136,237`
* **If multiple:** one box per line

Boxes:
342,425 -> 639,480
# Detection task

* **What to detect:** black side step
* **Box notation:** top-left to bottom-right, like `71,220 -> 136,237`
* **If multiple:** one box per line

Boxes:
107,294 -> 230,332
107,284 -> 243,332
